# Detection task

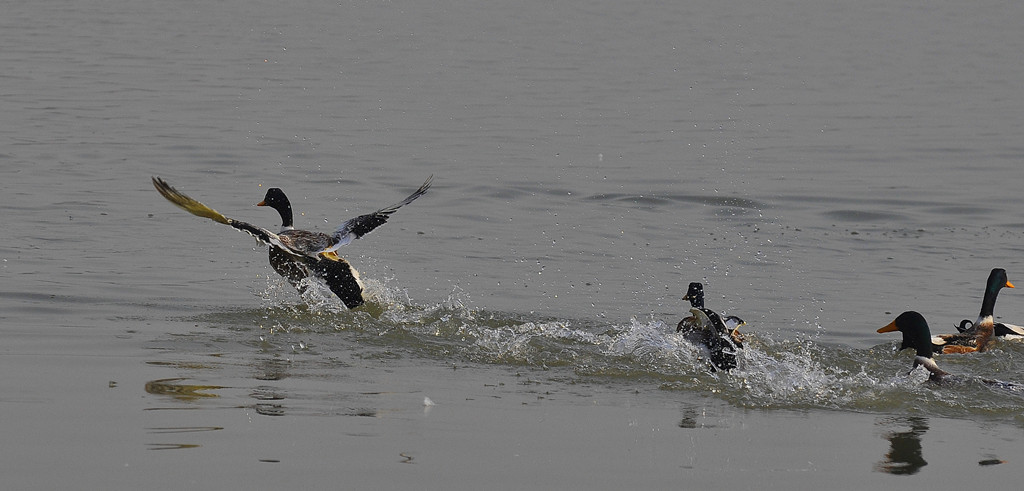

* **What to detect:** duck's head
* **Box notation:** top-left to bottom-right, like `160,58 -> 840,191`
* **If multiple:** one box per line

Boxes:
975,268 -> 1015,321
986,268 -> 1014,301
987,268 -> 1015,293
257,188 -> 293,227
879,311 -> 950,381
878,311 -> 936,359
683,282 -> 705,309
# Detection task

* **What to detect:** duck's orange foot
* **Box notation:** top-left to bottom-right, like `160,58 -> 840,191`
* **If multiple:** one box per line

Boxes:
320,250 -> 341,261
730,330 -> 745,344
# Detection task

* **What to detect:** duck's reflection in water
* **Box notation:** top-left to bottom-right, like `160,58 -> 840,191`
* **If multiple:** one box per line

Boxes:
144,377 -> 223,402
874,416 -> 928,475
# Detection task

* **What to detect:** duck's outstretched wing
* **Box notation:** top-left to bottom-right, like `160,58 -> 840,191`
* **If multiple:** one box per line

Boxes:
152,177 -> 297,254
321,175 -> 433,254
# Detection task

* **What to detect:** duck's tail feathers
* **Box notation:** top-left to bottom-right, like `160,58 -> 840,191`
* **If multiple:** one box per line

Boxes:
153,176 -> 230,224
153,176 -> 292,253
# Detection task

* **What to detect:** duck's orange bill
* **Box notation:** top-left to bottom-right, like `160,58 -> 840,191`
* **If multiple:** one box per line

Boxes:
1006,280 -> 1015,289
877,321 -> 899,333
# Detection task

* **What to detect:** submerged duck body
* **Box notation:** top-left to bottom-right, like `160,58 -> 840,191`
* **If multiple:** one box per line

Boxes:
955,268 -> 1024,340
152,176 -> 432,308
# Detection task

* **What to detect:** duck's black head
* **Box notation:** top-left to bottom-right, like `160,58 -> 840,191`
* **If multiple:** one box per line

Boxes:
683,282 -> 705,309
257,188 -> 293,227
878,311 -> 934,358
979,268 -> 1015,317
987,268 -> 1013,292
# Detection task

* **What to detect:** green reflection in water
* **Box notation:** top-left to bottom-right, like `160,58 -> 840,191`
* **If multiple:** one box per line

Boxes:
145,378 -> 223,401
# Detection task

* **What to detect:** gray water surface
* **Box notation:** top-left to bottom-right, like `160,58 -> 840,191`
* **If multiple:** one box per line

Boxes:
4,0 -> 1024,488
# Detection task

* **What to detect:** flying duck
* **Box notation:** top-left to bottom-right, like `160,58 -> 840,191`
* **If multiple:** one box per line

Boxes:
152,175 -> 432,308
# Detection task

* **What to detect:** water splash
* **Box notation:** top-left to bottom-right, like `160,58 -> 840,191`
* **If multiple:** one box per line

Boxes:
205,278 -> 1024,421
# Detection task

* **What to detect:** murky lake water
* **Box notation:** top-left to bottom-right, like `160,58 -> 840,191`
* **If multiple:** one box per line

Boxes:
3,0 -> 1024,488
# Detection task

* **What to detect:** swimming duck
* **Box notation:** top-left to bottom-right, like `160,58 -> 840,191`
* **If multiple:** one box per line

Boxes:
879,307 -> 995,356
152,176 -> 432,308
878,311 -> 954,382
880,311 -> 1022,388
954,268 -> 1024,339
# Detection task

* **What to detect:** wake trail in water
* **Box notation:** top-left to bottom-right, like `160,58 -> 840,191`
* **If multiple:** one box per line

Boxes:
238,276 -> 1024,420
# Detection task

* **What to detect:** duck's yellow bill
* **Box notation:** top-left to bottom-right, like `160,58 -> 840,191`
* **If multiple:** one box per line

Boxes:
877,321 -> 899,333
1006,280 -> 1015,289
